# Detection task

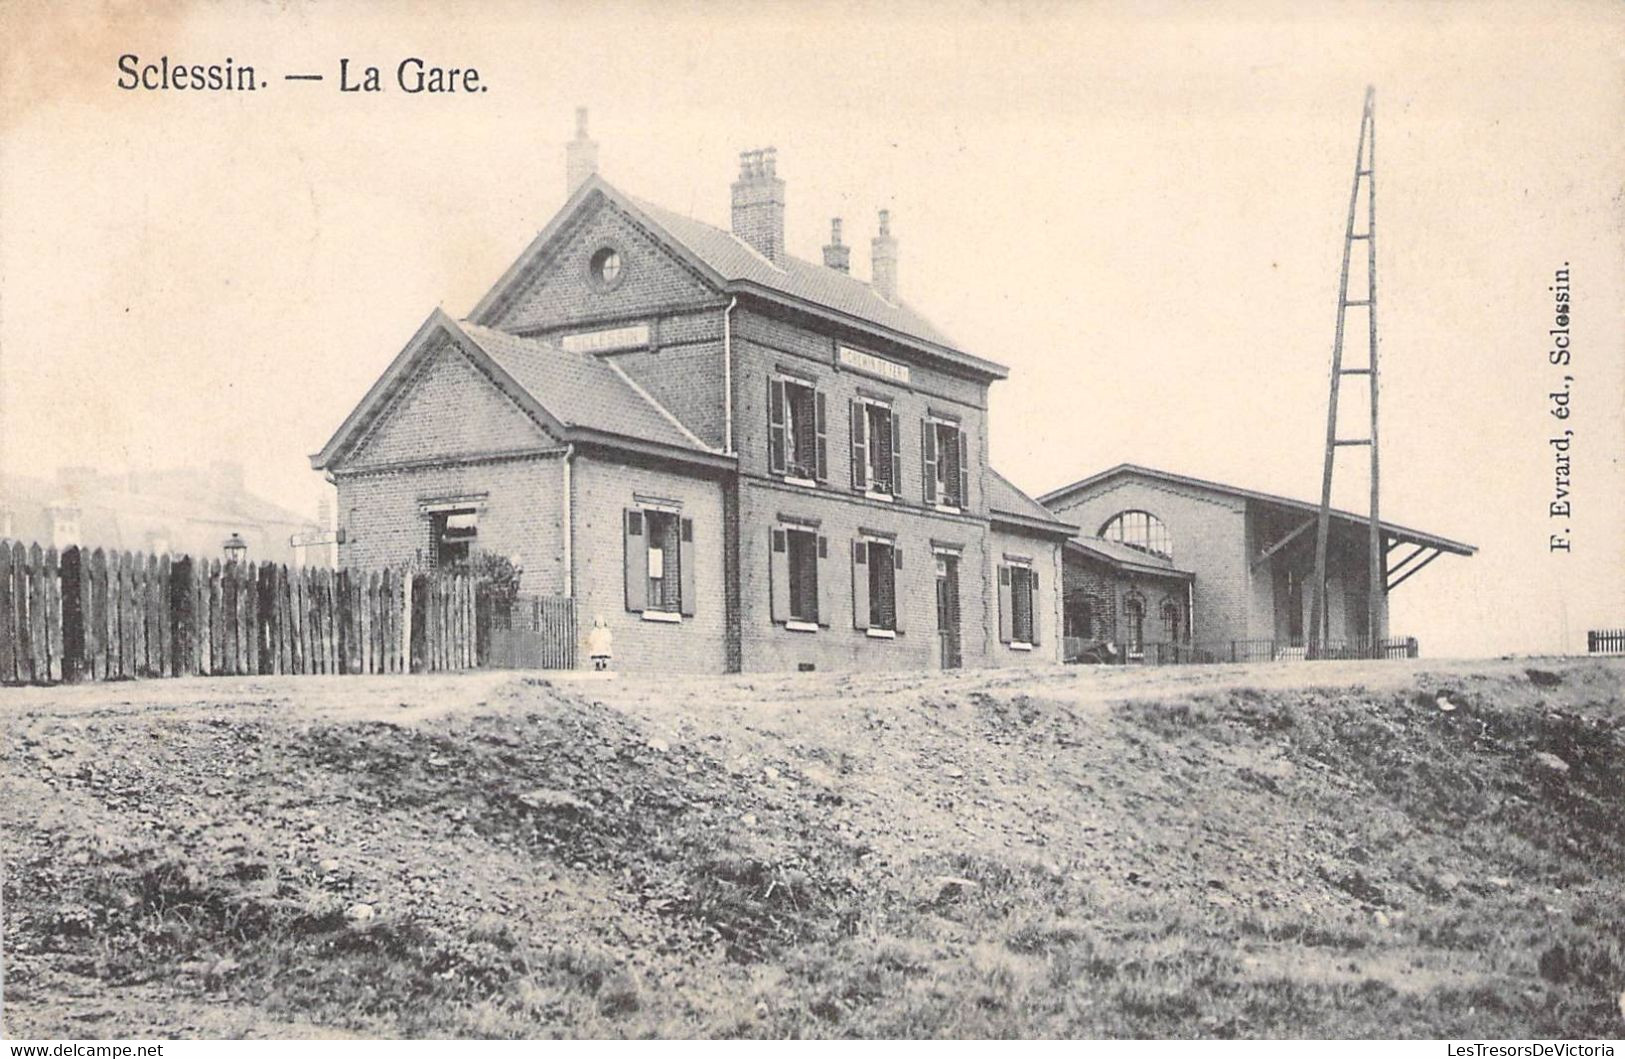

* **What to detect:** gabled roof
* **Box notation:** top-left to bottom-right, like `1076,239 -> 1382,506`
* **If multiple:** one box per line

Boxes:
468,175 -> 1008,381
311,310 -> 731,472
986,468 -> 1078,539
1040,463 -> 1476,557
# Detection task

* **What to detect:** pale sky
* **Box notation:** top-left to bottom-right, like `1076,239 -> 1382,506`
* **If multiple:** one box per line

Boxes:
2,0 -> 1621,656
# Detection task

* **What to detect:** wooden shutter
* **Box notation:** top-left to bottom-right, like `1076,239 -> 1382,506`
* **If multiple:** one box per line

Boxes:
624,509 -> 646,612
768,378 -> 786,475
957,431 -> 970,509
922,420 -> 937,504
891,546 -> 904,633
679,517 -> 696,617
850,400 -> 867,491
851,539 -> 870,629
890,412 -> 902,498
816,534 -> 832,626
815,391 -> 828,481
997,564 -> 1013,644
770,528 -> 790,624
1029,566 -> 1040,645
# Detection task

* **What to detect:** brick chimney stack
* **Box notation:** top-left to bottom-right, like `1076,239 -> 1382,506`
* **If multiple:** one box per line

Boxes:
730,147 -> 786,265
822,218 -> 850,273
870,209 -> 898,302
566,106 -> 598,196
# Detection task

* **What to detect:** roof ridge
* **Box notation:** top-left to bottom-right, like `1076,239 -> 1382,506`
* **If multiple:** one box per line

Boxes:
599,356 -> 716,452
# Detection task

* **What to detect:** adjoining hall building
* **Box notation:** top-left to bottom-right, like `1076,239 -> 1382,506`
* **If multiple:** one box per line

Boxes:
312,111 -> 1076,674
1038,464 -> 1476,660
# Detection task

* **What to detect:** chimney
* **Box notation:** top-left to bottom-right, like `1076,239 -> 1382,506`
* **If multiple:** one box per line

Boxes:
730,147 -> 786,265
822,218 -> 850,273
871,208 -> 898,302
566,106 -> 598,196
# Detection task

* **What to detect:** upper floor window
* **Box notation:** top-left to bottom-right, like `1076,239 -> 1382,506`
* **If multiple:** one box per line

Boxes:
767,376 -> 826,482
923,418 -> 967,508
851,398 -> 900,497
587,245 -> 626,291
1098,509 -> 1173,559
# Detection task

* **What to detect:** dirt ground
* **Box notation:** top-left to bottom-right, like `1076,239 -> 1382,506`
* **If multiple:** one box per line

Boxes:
2,656 -> 1622,1038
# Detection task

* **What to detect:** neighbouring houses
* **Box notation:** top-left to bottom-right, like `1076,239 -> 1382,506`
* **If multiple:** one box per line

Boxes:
0,463 -> 324,565
311,111 -> 1076,674
1038,464 -> 1476,660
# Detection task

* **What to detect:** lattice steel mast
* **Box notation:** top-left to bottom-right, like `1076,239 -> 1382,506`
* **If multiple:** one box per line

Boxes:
1308,87 -> 1383,657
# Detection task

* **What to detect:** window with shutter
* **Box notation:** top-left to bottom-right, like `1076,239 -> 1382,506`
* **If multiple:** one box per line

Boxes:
925,421 -> 964,508
1009,565 -> 1035,645
858,401 -> 894,496
865,540 -> 898,633
785,528 -> 819,623
777,379 -> 819,481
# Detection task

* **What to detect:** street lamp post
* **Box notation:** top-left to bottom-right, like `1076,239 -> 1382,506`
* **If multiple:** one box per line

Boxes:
223,533 -> 248,564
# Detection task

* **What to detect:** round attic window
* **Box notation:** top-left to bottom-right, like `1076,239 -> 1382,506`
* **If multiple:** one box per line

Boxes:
588,245 -> 625,290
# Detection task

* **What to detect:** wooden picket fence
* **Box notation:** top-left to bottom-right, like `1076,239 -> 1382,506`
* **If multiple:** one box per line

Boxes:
0,539 -> 481,686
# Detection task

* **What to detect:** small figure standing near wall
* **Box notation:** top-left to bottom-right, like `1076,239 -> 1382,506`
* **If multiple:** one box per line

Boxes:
586,616 -> 613,671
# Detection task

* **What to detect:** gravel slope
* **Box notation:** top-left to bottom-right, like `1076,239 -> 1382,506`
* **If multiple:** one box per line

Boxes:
3,657 -> 1622,1038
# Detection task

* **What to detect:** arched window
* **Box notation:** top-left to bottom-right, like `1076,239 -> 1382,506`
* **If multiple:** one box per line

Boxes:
1160,598 -> 1183,643
1124,595 -> 1146,654
1098,510 -> 1173,559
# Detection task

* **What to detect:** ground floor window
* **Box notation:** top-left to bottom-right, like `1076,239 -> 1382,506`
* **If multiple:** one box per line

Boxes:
771,524 -> 828,628
851,538 -> 900,633
644,510 -> 682,612
431,509 -> 477,569
786,528 -> 819,622
1160,597 -> 1184,642
998,562 -> 1040,647
625,507 -> 695,617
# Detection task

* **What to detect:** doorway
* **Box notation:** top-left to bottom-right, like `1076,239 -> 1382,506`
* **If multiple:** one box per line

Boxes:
935,552 -> 961,669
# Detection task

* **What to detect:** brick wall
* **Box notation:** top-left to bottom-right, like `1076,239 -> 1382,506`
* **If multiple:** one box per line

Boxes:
570,455 -> 728,675
487,193 -> 719,336
1046,476 -> 1252,643
344,336 -> 557,471
336,454 -> 568,596
736,476 -> 995,673
1061,553 -> 1121,642
530,308 -> 729,451
731,305 -> 989,513
987,527 -> 1065,666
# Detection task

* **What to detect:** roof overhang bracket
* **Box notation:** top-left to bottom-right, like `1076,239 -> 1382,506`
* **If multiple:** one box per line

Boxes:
1253,516 -> 1317,568
1387,547 -> 1442,592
